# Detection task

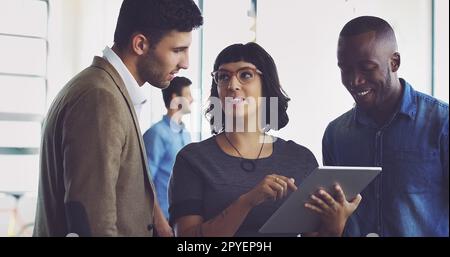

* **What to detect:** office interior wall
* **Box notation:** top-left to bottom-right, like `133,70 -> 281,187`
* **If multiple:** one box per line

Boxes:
434,0 -> 449,103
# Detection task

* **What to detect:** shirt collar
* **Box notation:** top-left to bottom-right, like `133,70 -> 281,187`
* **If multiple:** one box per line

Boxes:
354,78 -> 417,126
397,78 -> 417,120
102,46 -> 147,107
163,114 -> 185,133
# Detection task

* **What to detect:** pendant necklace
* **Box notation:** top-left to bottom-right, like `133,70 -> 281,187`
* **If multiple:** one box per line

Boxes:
224,133 -> 265,172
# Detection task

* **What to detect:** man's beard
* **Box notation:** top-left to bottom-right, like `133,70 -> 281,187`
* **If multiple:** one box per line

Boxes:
136,50 -> 169,89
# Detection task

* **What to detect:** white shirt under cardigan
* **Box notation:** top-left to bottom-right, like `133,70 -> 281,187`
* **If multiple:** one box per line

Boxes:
102,46 -> 147,120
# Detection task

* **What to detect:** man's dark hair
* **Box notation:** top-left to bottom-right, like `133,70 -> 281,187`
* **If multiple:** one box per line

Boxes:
162,76 -> 192,108
205,42 -> 290,134
114,0 -> 203,49
339,16 -> 396,42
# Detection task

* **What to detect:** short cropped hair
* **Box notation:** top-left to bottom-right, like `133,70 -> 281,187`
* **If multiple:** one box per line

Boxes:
114,0 -> 203,49
339,16 -> 396,42
162,76 -> 192,108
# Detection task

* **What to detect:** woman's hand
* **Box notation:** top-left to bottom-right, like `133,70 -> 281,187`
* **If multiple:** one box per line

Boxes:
240,174 -> 297,208
304,184 -> 362,237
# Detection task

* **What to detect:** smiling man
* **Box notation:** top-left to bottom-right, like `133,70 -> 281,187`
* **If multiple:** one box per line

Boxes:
34,0 -> 203,237
322,16 -> 448,236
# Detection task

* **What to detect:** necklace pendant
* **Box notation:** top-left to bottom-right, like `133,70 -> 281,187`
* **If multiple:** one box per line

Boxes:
240,159 -> 256,172
223,133 -> 266,173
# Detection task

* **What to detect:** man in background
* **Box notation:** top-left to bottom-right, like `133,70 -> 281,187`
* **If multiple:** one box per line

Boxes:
143,76 -> 193,221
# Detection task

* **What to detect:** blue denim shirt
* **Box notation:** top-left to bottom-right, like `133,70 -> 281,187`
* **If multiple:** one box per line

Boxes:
322,79 -> 449,236
143,115 -> 191,219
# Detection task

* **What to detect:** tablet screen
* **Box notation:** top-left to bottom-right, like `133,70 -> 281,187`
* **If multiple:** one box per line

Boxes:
259,166 -> 381,234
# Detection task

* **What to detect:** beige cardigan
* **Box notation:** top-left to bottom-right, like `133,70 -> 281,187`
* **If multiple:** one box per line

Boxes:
34,57 -> 155,236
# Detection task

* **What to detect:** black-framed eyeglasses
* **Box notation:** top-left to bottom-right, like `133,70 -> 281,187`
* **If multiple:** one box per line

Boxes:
211,67 -> 262,87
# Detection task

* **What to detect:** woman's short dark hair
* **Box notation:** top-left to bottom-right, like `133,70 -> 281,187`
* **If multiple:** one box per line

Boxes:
162,76 -> 192,108
114,0 -> 203,49
205,42 -> 290,134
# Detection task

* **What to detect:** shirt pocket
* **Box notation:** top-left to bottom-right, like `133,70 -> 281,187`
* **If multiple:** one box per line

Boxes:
383,150 -> 441,193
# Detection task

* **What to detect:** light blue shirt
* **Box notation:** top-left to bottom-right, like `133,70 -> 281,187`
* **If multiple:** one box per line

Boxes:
143,115 -> 191,219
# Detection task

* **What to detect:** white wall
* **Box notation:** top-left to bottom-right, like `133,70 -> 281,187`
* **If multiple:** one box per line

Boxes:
434,0 -> 449,103
47,0 -> 123,106
257,0 -> 433,164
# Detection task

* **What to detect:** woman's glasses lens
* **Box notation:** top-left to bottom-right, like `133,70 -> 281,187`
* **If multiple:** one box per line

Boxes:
213,68 -> 259,86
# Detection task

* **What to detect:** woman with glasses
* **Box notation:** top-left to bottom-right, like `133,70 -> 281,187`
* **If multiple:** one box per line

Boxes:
168,42 -> 361,236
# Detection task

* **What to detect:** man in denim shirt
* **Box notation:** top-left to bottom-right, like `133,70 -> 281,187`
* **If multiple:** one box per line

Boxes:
323,16 -> 449,236
143,77 -> 193,221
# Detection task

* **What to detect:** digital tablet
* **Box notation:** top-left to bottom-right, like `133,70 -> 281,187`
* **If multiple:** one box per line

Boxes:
259,166 -> 381,234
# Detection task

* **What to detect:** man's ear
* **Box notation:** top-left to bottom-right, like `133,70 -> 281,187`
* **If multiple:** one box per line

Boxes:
391,52 -> 401,72
171,93 -> 182,110
131,33 -> 148,56
171,93 -> 178,101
